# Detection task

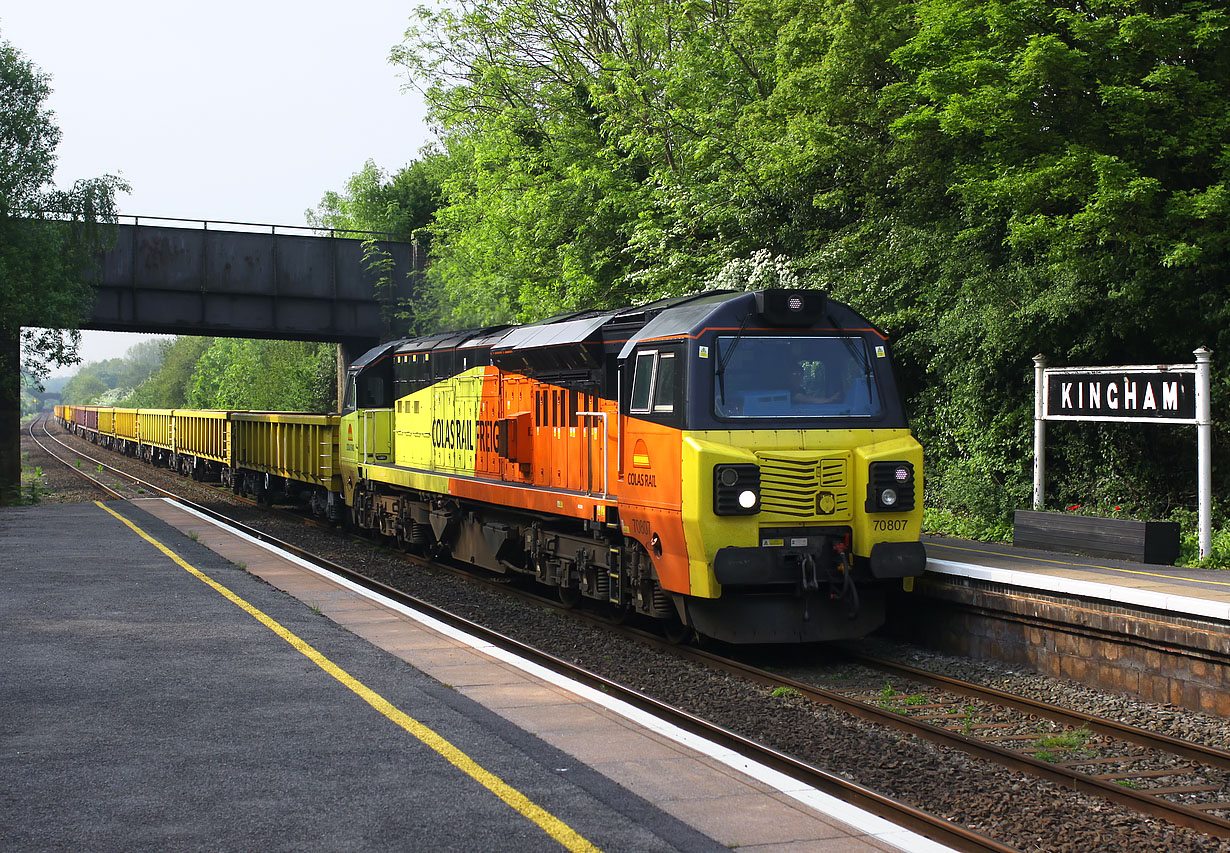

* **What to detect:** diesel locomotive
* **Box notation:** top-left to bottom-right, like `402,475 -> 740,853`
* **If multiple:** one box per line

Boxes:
58,287 -> 923,643
339,288 -> 924,643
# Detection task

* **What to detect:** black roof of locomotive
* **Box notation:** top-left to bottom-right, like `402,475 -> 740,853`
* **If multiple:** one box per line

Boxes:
364,288 -> 881,369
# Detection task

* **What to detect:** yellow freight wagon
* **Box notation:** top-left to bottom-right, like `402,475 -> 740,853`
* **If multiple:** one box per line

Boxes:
113,409 -> 139,443
96,407 -> 116,438
172,410 -> 230,464
137,409 -> 175,463
228,413 -> 342,519
230,413 -> 340,491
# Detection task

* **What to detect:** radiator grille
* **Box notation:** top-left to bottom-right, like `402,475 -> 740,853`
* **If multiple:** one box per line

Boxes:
755,451 -> 851,520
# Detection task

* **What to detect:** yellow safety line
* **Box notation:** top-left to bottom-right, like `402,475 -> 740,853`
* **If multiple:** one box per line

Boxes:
94,502 -> 601,853
928,540 -> 1230,588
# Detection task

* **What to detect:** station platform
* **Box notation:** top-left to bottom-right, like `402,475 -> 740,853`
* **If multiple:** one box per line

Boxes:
0,500 -> 943,853
923,535 -> 1230,623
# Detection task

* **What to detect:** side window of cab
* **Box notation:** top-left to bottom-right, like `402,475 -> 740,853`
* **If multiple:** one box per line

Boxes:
628,345 -> 682,425
343,375 -> 358,413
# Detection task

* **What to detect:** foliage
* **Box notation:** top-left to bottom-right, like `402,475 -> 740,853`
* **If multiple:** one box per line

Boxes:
183,338 -> 337,412
1171,507 -> 1230,570
58,336 -> 338,413
306,0 -> 1230,536
117,337 -> 338,412
1,36 -> 129,383
18,372 -> 44,416
306,157 -> 443,239
923,507 -> 1014,544
838,0 -> 1230,532
121,337 -> 212,408
61,372 -> 108,405
18,458 -> 46,505
59,338 -> 167,405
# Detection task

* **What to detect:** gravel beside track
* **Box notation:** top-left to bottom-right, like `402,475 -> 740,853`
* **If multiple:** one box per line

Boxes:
19,419 -> 114,503
35,417 -> 1230,852
851,638 -> 1230,754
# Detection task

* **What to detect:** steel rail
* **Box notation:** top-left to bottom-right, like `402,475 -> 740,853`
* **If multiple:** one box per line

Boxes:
35,417 -> 1006,853
28,416 -> 128,501
845,652 -> 1230,771
657,642 -> 1230,839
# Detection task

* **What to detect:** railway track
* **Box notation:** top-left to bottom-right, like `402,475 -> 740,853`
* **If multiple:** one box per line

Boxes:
839,654 -> 1230,822
679,644 -> 1230,840
32,413 -> 1230,849
28,417 -> 146,501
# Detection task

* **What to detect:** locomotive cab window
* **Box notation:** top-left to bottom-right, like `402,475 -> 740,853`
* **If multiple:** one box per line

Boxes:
630,349 -> 677,415
714,335 -> 882,419
343,375 -> 358,413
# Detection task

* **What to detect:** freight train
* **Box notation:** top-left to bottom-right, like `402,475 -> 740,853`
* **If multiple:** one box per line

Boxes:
58,288 -> 924,643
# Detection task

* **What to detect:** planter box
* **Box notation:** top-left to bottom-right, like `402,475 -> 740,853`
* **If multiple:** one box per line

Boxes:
1012,510 -> 1180,565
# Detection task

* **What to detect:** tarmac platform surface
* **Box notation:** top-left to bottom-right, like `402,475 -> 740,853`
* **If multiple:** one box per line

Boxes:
0,501 -> 726,852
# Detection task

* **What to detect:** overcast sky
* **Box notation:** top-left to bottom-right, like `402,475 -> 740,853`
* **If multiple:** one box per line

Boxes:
3,2 -> 433,375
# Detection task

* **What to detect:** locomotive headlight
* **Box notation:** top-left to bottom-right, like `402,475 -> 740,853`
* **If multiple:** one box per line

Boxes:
714,464 -> 760,515
866,461 -> 916,513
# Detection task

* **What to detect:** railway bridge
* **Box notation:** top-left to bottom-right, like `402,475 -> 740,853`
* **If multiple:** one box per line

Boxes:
2,215 -> 421,503
88,216 -> 422,362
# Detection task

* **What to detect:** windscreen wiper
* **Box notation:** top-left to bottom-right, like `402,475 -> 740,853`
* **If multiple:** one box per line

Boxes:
826,310 -> 876,402
715,311 -> 751,404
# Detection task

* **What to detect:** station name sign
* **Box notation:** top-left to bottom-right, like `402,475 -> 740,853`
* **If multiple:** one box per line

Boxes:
1043,366 -> 1197,423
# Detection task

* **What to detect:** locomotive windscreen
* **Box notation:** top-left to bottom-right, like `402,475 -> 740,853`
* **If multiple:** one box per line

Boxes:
713,335 -> 882,418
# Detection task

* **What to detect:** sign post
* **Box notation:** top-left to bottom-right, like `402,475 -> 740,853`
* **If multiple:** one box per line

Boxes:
1033,354 -> 1047,511
1195,347 -> 1213,559
1033,347 -> 1213,559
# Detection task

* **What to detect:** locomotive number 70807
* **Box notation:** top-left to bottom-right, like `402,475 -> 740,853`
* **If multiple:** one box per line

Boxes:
872,519 -> 909,531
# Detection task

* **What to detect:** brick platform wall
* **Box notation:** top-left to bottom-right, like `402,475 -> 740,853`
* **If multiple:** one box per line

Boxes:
883,577 -> 1230,716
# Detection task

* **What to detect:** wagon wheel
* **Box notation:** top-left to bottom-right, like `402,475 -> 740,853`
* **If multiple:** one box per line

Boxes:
557,585 -> 582,609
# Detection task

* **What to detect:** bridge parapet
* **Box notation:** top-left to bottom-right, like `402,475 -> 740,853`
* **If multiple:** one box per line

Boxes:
89,216 -> 420,348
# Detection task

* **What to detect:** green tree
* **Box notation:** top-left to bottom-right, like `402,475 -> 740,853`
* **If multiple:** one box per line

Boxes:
307,157 -> 443,239
185,338 -> 337,411
830,0 -> 1230,519
367,0 -> 1229,528
121,337 -> 214,408
1,35 -> 127,503
61,372 -> 108,405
